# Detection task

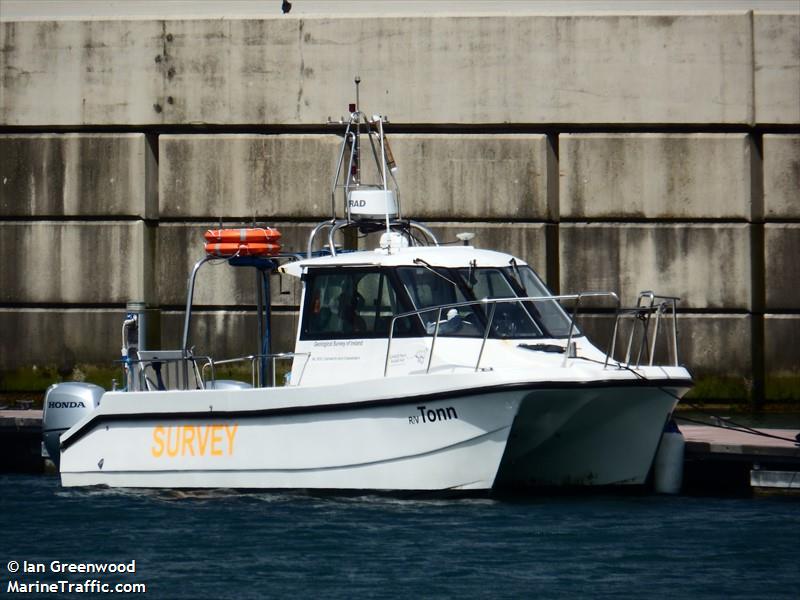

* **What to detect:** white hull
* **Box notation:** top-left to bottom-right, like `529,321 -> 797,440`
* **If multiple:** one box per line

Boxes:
62,428 -> 509,490
58,370 -> 690,491
496,384 -> 682,487
59,376 -> 524,490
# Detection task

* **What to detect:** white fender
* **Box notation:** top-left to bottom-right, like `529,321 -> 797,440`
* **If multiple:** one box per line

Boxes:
653,420 -> 685,494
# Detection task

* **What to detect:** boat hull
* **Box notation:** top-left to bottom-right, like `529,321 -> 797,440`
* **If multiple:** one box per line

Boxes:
59,388 -> 522,490
496,383 -> 686,487
58,373 -> 691,491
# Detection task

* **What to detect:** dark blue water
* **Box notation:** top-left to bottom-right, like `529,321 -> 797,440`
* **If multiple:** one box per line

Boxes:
1,475 -> 798,599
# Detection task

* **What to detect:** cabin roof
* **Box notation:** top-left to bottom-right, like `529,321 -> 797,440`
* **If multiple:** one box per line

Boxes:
279,245 -> 529,278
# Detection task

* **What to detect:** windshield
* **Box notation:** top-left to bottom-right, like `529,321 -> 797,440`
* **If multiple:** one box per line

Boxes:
398,263 -> 576,339
300,263 -> 577,341
502,266 -> 576,337
457,267 -> 543,337
397,266 -> 484,337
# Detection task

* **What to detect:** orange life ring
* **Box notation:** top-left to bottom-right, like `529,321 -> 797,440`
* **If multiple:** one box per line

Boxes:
204,242 -> 281,257
204,227 -> 282,244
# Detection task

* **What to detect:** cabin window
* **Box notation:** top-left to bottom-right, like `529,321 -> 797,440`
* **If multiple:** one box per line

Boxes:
397,267 -> 484,337
458,268 -> 543,337
300,268 -> 413,339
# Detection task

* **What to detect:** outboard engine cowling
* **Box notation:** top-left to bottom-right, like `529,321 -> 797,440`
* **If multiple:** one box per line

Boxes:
205,380 -> 253,390
42,382 -> 104,468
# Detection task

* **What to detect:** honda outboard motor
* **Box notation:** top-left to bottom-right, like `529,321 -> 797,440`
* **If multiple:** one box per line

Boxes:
42,382 -> 104,468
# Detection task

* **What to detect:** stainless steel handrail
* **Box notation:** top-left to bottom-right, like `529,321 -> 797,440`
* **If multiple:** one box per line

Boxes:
383,292 -> 620,376
201,352 -> 311,388
606,292 -> 681,369
127,354 -> 212,391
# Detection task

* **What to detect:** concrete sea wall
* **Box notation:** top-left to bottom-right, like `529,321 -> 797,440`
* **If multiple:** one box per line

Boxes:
1,10 -> 798,403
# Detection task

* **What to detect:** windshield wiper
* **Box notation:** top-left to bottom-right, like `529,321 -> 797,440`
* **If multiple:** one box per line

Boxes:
413,258 -> 459,287
467,259 -> 478,288
508,258 -> 523,288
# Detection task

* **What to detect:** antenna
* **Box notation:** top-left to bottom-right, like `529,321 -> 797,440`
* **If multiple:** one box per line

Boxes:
350,75 -> 362,186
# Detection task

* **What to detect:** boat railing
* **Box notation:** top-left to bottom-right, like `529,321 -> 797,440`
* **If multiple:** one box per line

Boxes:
383,292 -> 620,376
125,351 -> 310,391
126,350 -> 211,391
605,291 -> 681,369
201,352 -> 311,388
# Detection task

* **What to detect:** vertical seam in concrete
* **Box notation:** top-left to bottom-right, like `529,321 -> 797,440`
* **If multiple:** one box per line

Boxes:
750,128 -> 766,407
751,222 -> 765,406
547,133 -> 560,293
144,133 -> 159,221
748,10 -> 756,128
155,20 -> 168,318
750,133 -> 764,224
144,133 -> 159,309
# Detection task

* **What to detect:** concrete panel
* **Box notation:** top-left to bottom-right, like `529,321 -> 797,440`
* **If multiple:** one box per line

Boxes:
159,133 -> 555,220
0,221 -> 154,304
560,223 -> 752,310
764,135 -> 800,219
579,313 -> 752,376
754,13 -> 800,125
158,222 -> 551,306
427,222 -> 551,283
0,308 -> 122,369
162,310 -> 299,359
580,312 -> 754,400
765,223 -> 800,310
560,134 -> 754,219
765,314 -> 800,401
672,314 -> 753,380
388,135 -> 556,220
2,14 -> 753,125
159,135 -> 340,218
155,222 -> 312,307
765,315 -> 800,375
0,134 -> 156,218
0,20 -> 165,126
0,307 -> 299,390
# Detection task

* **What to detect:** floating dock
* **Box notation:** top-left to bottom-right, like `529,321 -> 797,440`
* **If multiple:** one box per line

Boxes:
2,410 -> 799,493
681,424 -> 800,494
0,409 -> 45,473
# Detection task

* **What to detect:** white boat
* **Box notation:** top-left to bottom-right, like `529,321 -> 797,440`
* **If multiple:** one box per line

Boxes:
43,86 -> 692,491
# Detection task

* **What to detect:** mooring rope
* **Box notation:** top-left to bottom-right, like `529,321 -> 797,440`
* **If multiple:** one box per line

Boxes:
573,354 -> 799,445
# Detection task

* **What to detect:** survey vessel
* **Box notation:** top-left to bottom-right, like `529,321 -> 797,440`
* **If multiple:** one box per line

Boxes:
43,85 -> 693,490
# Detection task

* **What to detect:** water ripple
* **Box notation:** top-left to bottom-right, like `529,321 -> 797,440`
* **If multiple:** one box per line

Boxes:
1,475 -> 797,599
